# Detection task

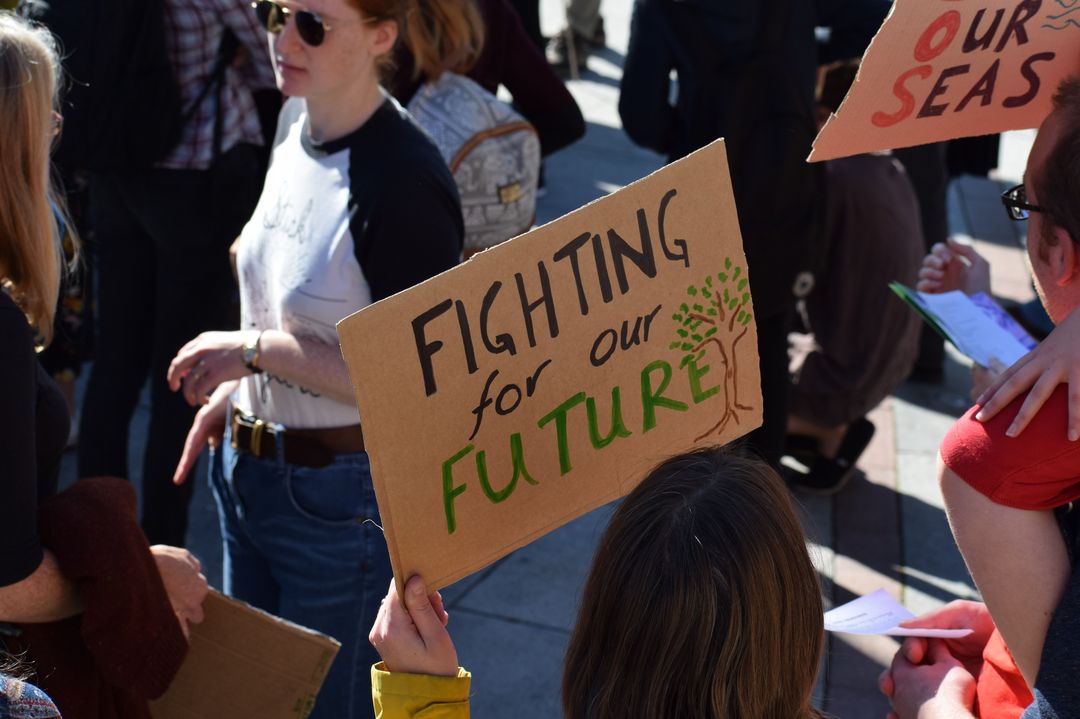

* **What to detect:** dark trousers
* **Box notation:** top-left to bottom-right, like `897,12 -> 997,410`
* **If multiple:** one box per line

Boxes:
744,309 -> 792,469
79,146 -> 261,546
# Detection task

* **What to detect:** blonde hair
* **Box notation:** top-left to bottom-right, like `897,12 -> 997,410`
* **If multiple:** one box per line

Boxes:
404,0 -> 484,82
0,12 -> 68,345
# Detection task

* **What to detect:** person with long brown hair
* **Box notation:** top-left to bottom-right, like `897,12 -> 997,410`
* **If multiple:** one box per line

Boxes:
368,448 -> 826,718
167,0 -> 463,716
0,11 -> 207,712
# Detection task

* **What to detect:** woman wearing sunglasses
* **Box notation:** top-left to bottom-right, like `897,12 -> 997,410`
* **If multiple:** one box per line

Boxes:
167,1 -> 463,717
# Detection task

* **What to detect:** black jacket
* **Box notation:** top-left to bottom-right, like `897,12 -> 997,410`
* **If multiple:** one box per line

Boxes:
619,0 -> 889,315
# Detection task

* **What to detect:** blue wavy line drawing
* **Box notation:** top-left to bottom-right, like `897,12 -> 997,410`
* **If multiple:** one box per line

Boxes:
1043,18 -> 1080,29
1048,6 -> 1080,18
1052,0 -> 1078,8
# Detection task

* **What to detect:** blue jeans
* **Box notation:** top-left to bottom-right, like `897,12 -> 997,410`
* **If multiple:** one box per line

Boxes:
209,428 -> 391,719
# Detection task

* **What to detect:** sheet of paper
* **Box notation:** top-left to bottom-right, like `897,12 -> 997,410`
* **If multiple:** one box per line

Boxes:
917,291 -> 1031,366
824,589 -> 973,639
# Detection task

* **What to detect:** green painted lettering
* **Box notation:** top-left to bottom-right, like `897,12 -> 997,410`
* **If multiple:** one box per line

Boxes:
586,387 -> 632,449
442,444 -> 474,535
687,357 -> 721,404
476,432 -> 539,503
641,359 -> 688,432
538,392 -> 587,475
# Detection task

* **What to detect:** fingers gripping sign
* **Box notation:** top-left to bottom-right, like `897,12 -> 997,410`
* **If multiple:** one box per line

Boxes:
369,576 -> 458,678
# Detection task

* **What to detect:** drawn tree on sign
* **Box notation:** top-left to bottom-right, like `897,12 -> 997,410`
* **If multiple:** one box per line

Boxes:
669,257 -> 755,441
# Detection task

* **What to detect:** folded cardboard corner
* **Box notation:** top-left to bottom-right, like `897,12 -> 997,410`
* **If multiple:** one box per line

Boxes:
150,590 -> 341,719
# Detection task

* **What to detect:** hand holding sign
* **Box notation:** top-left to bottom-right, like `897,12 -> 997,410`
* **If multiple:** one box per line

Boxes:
337,140 -> 761,591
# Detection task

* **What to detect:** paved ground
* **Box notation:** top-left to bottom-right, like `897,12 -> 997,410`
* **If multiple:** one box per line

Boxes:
59,2 -> 1041,715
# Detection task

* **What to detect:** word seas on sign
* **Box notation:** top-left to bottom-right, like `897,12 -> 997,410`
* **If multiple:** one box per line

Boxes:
337,139 -> 761,591
810,0 -> 1080,162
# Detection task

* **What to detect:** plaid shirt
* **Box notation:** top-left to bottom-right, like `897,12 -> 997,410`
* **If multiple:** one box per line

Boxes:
161,0 -> 277,170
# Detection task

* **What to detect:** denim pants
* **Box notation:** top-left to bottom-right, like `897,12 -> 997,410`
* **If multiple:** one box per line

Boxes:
209,428 -> 392,719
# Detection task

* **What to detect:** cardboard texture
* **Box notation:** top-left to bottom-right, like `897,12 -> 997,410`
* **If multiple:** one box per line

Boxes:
150,590 -> 340,719
337,139 -> 762,591
810,0 -> 1080,162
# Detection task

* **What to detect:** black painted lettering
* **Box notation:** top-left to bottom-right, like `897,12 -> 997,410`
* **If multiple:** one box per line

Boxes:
479,281 -> 517,356
1003,51 -> 1055,108
658,189 -> 689,268
515,261 -> 559,347
452,300 -> 479,375
642,303 -> 663,343
962,9 -> 1004,53
590,234 -> 614,304
590,328 -> 618,367
994,0 -> 1041,53
955,59 -> 999,112
553,232 -> 593,315
412,299 -> 453,397
917,65 -> 970,118
607,208 -> 658,295
496,384 -> 523,415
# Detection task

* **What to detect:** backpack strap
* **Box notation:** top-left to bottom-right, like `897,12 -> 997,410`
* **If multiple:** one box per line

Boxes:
179,28 -> 240,161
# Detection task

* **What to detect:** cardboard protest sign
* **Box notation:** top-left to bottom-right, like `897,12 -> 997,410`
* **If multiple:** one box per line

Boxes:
151,591 -> 340,719
810,0 -> 1080,162
337,139 -> 761,590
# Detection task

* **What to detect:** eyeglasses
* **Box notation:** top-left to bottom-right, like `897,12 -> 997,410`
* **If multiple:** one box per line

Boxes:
252,0 -> 374,47
1001,183 -> 1044,222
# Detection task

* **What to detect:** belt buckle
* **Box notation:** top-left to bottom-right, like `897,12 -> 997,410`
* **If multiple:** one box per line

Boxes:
250,418 -> 267,456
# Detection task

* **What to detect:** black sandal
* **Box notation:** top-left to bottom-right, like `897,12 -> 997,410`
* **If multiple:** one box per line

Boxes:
787,417 -> 876,496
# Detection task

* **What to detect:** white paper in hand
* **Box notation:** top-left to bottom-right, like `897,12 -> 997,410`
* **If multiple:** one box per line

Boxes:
824,589 -> 973,639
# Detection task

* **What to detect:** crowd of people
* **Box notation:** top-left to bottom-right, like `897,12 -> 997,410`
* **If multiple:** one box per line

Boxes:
0,0 -> 1078,717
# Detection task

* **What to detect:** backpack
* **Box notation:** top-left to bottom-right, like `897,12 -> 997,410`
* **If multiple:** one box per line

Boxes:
23,0 -> 229,172
407,72 -> 541,253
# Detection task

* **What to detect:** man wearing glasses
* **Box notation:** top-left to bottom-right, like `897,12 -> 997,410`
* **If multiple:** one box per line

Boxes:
881,77 -> 1080,719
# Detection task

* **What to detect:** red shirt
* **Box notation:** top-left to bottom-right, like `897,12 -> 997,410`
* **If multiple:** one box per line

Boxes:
941,386 -> 1080,511
939,385 -> 1080,716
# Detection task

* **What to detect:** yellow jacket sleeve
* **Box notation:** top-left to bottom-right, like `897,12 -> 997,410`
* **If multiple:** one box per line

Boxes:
371,662 -> 472,719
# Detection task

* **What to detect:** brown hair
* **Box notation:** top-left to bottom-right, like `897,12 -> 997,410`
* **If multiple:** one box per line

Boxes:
0,13 -> 69,345
1038,76 -> 1080,252
402,0 -> 484,82
562,448 -> 824,719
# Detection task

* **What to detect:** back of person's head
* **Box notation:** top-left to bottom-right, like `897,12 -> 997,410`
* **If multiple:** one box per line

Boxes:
0,12 -> 63,343
562,448 -> 824,719
1039,77 -> 1080,248
403,0 -> 484,83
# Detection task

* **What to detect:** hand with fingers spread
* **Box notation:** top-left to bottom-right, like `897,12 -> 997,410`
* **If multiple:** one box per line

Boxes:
369,575 -> 458,677
174,380 -> 236,485
975,304 -> 1080,440
880,640 -> 977,719
167,330 -> 259,407
970,358 -> 1007,404
916,236 -> 991,297
150,545 -> 209,640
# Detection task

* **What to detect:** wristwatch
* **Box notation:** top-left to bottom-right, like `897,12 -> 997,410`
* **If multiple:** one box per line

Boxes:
241,331 -> 264,375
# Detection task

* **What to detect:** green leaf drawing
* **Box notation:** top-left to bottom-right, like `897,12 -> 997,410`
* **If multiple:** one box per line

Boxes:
672,313 -> 683,322
677,328 -> 688,338
688,286 -> 698,296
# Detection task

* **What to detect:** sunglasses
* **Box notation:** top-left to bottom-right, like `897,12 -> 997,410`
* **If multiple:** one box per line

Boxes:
1000,183 -> 1044,222
252,0 -> 374,47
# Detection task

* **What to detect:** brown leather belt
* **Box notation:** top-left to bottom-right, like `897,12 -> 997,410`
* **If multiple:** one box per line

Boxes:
230,405 -> 365,469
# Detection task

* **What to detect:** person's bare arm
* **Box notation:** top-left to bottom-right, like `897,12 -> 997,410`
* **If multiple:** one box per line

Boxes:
0,550 -> 80,624
168,329 -> 357,408
939,461 -> 1068,687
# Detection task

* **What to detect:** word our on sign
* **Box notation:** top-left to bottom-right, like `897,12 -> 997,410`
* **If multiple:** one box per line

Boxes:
810,0 -> 1080,162
337,139 -> 761,591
